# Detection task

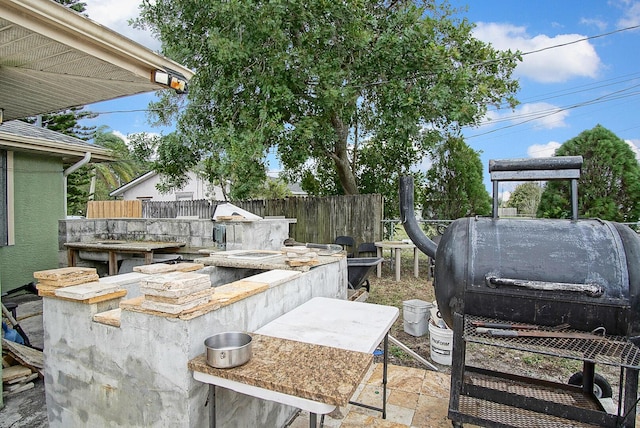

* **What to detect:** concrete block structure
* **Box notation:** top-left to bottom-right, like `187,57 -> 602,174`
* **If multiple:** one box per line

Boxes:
42,256 -> 346,427
58,217 -> 296,275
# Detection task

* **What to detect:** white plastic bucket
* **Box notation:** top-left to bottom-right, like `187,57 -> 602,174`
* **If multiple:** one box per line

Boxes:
403,299 -> 432,337
429,321 -> 453,365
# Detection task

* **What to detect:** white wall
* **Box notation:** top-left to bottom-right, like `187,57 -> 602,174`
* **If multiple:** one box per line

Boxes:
120,172 -> 225,201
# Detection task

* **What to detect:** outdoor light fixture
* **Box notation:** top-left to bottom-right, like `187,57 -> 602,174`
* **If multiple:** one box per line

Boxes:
152,68 -> 188,94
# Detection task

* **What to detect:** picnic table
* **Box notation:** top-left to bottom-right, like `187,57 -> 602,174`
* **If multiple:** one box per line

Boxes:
374,240 -> 419,282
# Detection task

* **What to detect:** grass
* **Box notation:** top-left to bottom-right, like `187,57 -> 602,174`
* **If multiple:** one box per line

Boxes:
364,248 -> 436,367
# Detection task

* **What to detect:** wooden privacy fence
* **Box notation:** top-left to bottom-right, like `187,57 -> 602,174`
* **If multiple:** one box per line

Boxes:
142,200 -> 213,219
87,194 -> 384,245
233,194 -> 384,246
86,200 -> 142,218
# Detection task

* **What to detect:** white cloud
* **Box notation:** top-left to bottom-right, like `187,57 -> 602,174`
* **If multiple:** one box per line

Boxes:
473,23 -> 602,83
618,1 -> 640,27
83,1 -> 160,51
580,18 -> 608,31
112,130 -> 130,145
527,141 -> 561,158
482,102 -> 569,130
517,103 -> 569,129
625,139 -> 640,161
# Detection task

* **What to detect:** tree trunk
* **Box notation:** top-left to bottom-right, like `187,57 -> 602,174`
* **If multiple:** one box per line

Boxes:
331,114 -> 359,195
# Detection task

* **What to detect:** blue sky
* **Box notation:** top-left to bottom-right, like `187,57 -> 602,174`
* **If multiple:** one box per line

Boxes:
81,0 -> 640,195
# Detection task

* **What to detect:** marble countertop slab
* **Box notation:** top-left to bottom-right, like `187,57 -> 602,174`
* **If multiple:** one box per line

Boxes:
255,297 -> 399,353
188,334 -> 372,408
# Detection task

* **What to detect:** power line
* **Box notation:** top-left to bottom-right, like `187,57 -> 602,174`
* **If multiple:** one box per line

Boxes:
520,24 -> 640,57
487,72 -> 640,111
467,86 -> 640,139
87,24 -> 640,118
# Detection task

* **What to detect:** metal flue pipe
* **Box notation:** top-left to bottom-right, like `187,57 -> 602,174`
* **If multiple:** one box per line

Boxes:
399,176 -> 437,259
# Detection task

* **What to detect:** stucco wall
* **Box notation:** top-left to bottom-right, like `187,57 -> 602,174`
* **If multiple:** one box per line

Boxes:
43,261 -> 347,427
58,218 -> 296,275
0,153 -> 63,292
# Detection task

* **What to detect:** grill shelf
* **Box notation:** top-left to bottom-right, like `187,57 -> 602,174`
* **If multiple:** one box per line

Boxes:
465,315 -> 640,369
457,395 -> 601,428
448,313 -> 640,428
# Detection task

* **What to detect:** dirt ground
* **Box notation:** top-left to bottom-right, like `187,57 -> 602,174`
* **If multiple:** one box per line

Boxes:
366,252 -> 623,402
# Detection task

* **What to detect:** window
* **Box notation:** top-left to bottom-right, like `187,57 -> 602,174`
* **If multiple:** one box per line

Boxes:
175,192 -> 193,201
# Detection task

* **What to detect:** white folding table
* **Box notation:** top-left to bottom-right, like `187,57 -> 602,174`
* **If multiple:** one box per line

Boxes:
191,297 -> 399,427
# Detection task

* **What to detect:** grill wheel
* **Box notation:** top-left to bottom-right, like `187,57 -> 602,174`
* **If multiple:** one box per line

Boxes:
567,372 -> 613,398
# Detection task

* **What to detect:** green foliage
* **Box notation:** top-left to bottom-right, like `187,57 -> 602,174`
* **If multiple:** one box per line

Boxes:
538,125 -> 640,222
24,107 -> 97,141
66,165 -> 91,216
135,0 -> 520,204
91,130 -> 149,200
256,177 -> 293,199
53,0 -> 87,13
421,136 -> 491,220
506,182 -> 542,217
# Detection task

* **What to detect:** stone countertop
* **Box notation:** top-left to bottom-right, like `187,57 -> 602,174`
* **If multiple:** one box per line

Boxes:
64,240 -> 186,251
188,334 -> 372,407
195,251 -> 343,271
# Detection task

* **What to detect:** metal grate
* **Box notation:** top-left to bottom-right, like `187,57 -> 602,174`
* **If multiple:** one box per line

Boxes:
464,315 -> 640,369
465,371 -> 600,410
459,395 -> 601,428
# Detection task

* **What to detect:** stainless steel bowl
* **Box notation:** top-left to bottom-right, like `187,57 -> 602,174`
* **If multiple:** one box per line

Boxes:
204,332 -> 253,368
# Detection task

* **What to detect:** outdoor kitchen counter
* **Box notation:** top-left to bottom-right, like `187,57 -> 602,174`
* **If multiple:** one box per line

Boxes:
188,334 -> 372,407
190,297 -> 399,427
65,240 -> 186,275
196,250 -> 343,272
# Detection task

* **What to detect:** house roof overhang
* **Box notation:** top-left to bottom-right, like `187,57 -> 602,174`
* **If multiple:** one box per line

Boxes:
0,120 -> 115,161
0,0 -> 194,122
109,170 -> 156,196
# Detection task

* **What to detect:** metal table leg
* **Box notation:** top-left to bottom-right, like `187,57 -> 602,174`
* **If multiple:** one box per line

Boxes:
209,384 -> 216,428
382,332 -> 388,418
348,332 -> 389,418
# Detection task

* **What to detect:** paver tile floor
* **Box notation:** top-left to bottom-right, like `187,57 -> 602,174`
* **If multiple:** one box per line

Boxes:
287,363 -> 455,428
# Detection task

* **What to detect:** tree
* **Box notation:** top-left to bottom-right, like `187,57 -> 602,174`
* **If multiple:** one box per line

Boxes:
257,177 -> 293,200
24,107 -> 97,141
54,0 -> 87,13
90,130 -> 149,200
538,125 -> 640,222
506,182 -> 542,217
420,136 -> 491,220
66,165 -> 92,216
135,0 -> 520,200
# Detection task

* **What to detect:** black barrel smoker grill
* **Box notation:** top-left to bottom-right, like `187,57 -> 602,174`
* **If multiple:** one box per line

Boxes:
400,156 -> 640,428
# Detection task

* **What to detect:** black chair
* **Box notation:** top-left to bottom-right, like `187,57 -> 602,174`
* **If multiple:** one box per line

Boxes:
356,242 -> 377,258
334,235 -> 355,257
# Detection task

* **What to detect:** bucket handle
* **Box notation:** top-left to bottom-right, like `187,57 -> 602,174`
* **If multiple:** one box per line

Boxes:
485,276 -> 604,297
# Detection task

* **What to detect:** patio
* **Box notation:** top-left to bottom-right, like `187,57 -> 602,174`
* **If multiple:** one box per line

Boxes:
4,251 -> 637,427
288,363 -> 452,428
1,292 -> 453,428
